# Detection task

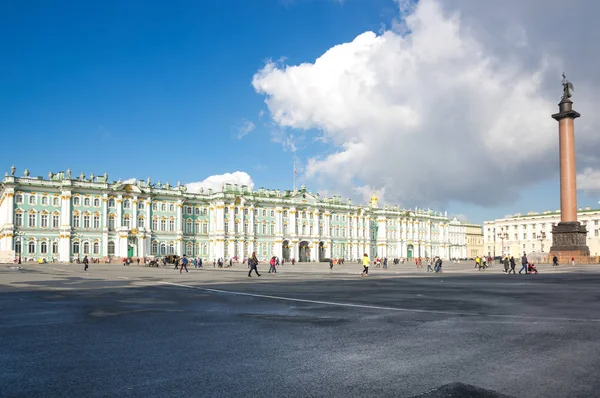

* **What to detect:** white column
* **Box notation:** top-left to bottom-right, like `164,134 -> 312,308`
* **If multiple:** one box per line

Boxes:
290,208 -> 297,237
59,189 -> 72,262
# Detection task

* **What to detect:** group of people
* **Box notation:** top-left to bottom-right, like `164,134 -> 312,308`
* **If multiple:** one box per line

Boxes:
498,254 -> 538,274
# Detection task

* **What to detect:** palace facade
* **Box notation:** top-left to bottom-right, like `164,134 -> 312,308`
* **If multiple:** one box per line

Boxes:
0,167 -> 467,263
483,207 -> 600,258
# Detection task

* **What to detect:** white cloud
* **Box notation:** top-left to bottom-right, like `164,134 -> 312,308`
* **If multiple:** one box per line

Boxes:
122,178 -> 136,184
577,168 -> 600,192
252,0 -> 600,209
237,120 -> 256,139
185,172 -> 255,193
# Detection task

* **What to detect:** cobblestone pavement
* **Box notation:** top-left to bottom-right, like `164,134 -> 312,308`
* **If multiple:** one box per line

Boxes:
2,261 -> 600,397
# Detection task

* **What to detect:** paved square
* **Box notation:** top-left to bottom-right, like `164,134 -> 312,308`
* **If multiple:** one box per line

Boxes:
1,261 -> 600,397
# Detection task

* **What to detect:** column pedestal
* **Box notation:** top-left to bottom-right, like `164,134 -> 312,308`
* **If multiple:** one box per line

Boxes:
549,221 -> 590,264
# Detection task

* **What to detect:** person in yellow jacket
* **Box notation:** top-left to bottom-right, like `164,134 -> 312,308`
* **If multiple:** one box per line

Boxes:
361,253 -> 370,276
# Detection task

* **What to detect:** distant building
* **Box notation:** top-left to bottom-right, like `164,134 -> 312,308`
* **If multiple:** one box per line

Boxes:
464,223 -> 484,258
484,207 -> 600,257
0,168 -> 467,263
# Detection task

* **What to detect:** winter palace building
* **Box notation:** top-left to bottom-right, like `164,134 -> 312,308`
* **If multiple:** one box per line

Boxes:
0,167 -> 469,263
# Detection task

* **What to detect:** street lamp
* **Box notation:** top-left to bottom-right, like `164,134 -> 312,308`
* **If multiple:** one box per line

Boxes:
497,232 -> 508,256
538,231 -> 547,252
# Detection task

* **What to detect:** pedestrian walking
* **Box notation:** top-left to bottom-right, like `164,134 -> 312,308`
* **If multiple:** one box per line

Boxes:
180,255 -> 189,273
427,258 -> 434,272
571,256 -> 575,266
248,252 -> 261,277
383,257 -> 388,269
329,258 -> 334,271
502,256 -> 510,273
361,253 -> 370,276
552,255 -> 559,266
519,253 -> 529,274
268,256 -> 277,273
508,256 -> 516,274
83,255 -> 89,271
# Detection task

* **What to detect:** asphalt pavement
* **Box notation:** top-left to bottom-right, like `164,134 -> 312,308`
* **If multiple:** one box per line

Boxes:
1,261 -> 600,397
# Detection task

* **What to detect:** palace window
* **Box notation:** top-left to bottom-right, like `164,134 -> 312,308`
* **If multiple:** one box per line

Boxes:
138,217 -> 144,228
108,215 -> 115,230
262,209 -> 266,217
302,212 -> 306,219
72,214 -> 80,228
254,222 -> 258,232
138,201 -> 145,210
151,242 -> 158,255
270,223 -> 275,234
41,214 -> 48,228
152,203 -> 158,211
283,210 -> 288,217
15,213 -> 22,227
283,224 -> 288,235
234,223 -> 239,234
203,243 -> 208,255
254,209 -> 258,217
83,242 -> 89,254
185,242 -> 193,256
83,214 -> 90,229
15,194 -> 23,204
41,196 -> 48,206
161,203 -> 166,212
262,224 -> 267,234
108,241 -> 115,255
160,219 -> 166,231
94,198 -> 100,207
84,198 -> 90,207
203,208 -> 208,216
195,207 -> 200,215
186,220 -> 193,234
235,207 -> 239,215
186,207 -> 192,215
29,195 -> 36,205
28,241 -> 35,254
53,214 -> 59,228
52,242 -> 58,254
40,241 -> 47,254
28,213 -> 36,228
225,223 -> 229,234
123,217 -> 130,229
123,200 -> 130,209
244,208 -> 248,216
169,204 -> 174,212
168,243 -> 175,254
271,210 -> 274,217
302,224 -> 306,235
169,219 -> 175,232
93,242 -> 99,255
225,207 -> 229,215
93,215 -> 100,229
244,222 -> 248,234
73,241 -> 79,254
310,225 -> 313,235
108,198 -> 115,207
72,196 -> 80,206
53,197 -> 60,206
152,219 -> 158,230
14,240 -> 21,254
160,243 -> 166,255
203,223 -> 208,234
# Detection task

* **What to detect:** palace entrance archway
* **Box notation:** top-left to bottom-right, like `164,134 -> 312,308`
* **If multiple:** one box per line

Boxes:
407,244 -> 414,259
318,241 -> 325,261
299,241 -> 310,262
282,240 -> 291,261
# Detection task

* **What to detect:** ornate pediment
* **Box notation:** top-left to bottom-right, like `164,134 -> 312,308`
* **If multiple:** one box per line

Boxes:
291,191 -> 319,205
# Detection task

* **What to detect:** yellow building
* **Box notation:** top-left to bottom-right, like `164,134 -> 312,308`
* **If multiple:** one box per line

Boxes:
464,223 -> 484,258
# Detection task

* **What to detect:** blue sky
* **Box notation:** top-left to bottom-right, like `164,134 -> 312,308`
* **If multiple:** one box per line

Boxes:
1,0 -> 599,224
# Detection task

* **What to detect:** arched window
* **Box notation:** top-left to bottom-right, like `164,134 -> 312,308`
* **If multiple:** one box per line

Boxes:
151,241 -> 158,254
234,207 -> 239,215
41,213 -> 48,228
83,242 -> 90,254
72,196 -> 80,206
152,203 -> 158,211
160,219 -> 166,231
83,213 -> 90,228
168,243 -> 175,254
15,194 -> 23,204
14,240 -> 22,254
14,213 -> 22,227
28,240 -> 36,254
283,210 -> 288,217
107,241 -> 115,255
73,241 -> 79,254
40,241 -> 47,254
123,200 -> 130,209
53,197 -> 60,206
41,196 -> 48,205
160,243 -> 166,255
152,218 -> 158,230
28,212 -> 36,228
108,198 -> 115,207
138,216 -> 144,228
108,215 -> 115,230
72,213 -> 80,228
52,241 -> 58,254
203,243 -> 208,255
169,219 -> 175,232
283,224 -> 288,235
186,219 -> 193,234
93,198 -> 100,207
161,203 -> 166,211
302,211 -> 307,218
225,207 -> 229,215
93,214 -> 100,229
186,242 -> 193,255
93,242 -> 99,255
169,204 -> 174,212
84,197 -> 90,206
123,216 -> 130,229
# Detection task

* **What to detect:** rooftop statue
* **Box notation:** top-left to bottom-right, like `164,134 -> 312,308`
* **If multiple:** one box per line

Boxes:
24,169 -> 30,177
562,72 -> 574,100
66,169 -> 71,179
10,165 -> 15,176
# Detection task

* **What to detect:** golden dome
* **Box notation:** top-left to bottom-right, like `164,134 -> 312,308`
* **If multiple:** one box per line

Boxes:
370,191 -> 378,202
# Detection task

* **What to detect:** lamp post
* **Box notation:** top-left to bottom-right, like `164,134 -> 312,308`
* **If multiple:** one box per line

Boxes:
497,232 -> 508,257
538,231 -> 547,252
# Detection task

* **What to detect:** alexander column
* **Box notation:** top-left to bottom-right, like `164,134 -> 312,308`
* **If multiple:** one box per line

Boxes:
549,74 -> 590,263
